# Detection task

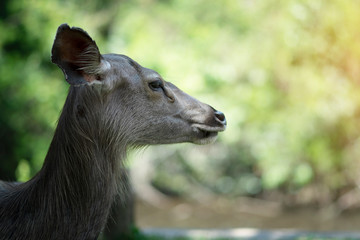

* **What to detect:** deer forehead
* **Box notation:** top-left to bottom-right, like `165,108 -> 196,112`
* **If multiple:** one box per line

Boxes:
103,54 -> 161,85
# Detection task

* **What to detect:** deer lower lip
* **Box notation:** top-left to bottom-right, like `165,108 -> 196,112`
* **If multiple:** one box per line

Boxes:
191,126 -> 219,145
191,123 -> 225,144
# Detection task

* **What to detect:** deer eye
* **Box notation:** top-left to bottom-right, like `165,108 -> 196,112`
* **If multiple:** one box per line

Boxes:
148,80 -> 164,91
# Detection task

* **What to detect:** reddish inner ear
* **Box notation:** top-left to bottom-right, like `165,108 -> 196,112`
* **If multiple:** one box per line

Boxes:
83,73 -> 96,83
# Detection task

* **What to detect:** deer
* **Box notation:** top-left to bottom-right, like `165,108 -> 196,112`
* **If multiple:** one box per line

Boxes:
0,24 -> 226,240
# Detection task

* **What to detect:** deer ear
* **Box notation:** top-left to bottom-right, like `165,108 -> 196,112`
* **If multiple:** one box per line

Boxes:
51,24 -> 105,85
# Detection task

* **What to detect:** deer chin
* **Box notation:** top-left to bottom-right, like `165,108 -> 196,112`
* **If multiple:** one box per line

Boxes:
191,124 -> 226,145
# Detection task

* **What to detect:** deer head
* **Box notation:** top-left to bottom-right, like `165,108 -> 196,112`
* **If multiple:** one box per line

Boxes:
51,24 -> 226,147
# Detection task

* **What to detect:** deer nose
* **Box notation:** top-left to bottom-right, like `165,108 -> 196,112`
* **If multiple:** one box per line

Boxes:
214,110 -> 227,126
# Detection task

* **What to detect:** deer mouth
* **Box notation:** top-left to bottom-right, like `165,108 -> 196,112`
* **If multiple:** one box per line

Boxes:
191,124 -> 226,145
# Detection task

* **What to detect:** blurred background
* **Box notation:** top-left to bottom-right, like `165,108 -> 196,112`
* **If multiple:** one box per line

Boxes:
1,0 -> 360,231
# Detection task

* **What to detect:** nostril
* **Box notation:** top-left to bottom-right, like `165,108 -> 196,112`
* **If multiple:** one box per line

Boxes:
214,111 -> 226,125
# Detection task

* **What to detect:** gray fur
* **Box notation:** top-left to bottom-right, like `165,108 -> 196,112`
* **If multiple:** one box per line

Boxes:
0,24 -> 226,240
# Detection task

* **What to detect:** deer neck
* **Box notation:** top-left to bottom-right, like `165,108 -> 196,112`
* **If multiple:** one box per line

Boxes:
29,89 -> 125,236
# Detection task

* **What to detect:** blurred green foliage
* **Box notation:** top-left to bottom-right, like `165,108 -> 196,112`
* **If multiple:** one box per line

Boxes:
1,0 -> 360,204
